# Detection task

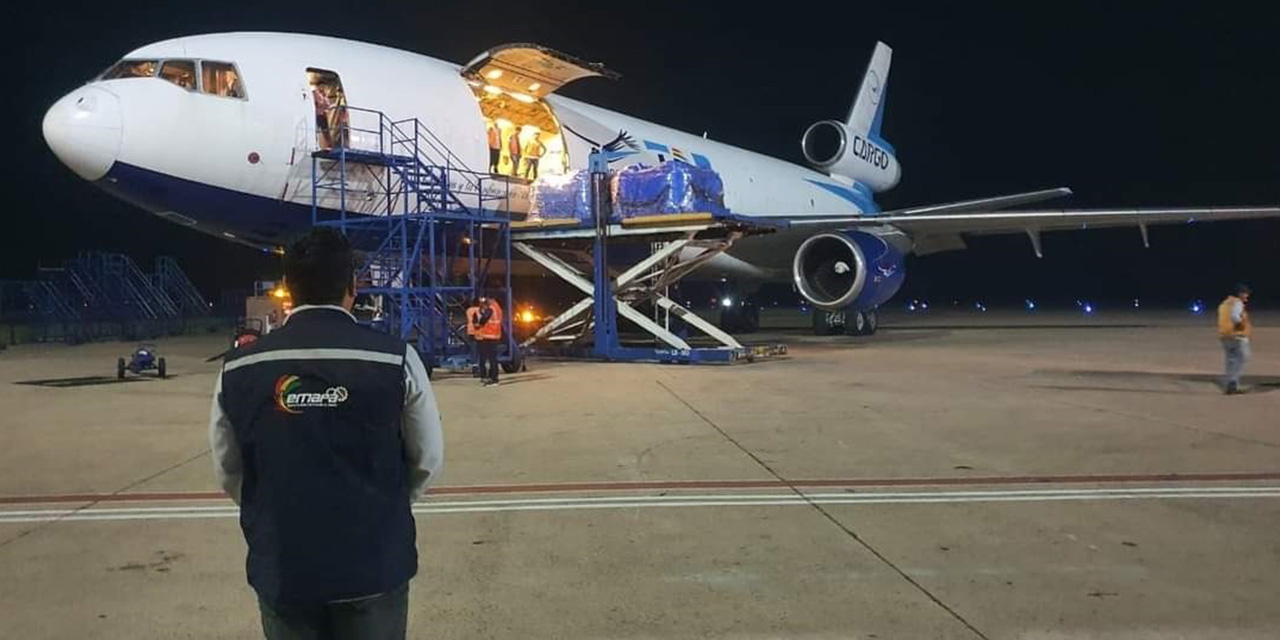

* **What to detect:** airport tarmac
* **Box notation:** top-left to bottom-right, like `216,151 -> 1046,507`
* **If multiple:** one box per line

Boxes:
1,309 -> 1278,639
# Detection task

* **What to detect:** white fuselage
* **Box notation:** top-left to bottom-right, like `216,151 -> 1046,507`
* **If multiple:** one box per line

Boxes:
43,33 -> 900,277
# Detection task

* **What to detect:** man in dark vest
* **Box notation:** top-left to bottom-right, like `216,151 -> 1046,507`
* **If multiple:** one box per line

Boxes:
210,227 -> 443,639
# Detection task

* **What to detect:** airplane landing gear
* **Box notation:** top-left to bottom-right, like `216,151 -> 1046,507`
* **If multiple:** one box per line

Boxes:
812,308 -> 878,336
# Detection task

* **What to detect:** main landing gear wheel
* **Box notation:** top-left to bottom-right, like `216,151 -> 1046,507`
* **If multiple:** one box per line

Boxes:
812,309 -> 845,336
843,310 -> 879,336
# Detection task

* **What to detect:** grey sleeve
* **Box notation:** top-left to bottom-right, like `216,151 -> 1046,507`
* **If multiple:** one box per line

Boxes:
1230,300 -> 1245,325
403,346 -> 444,502
208,372 -> 243,505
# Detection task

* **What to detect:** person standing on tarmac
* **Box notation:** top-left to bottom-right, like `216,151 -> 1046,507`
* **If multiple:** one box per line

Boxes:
1218,283 -> 1253,395
209,227 -> 444,639
472,295 -> 504,386
465,298 -> 482,378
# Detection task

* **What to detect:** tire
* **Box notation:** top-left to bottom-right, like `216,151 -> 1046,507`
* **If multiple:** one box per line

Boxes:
500,348 -> 524,374
865,309 -> 879,335
117,358 -> 126,380
157,358 -> 167,379
812,309 -> 844,336
845,311 -> 868,336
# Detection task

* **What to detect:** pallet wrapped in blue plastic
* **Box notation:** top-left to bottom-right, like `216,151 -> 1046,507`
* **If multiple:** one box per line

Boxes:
528,170 -> 593,222
614,162 -> 729,218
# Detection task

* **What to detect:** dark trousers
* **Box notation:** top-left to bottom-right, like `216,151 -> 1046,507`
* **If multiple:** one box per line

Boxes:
477,340 -> 499,382
259,583 -> 408,640
488,148 -> 500,173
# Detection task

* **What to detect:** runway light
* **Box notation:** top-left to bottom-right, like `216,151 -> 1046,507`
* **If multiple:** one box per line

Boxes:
1190,300 -> 1205,315
974,302 -> 987,312
1083,302 -> 1095,315
920,301 -> 930,310
1025,299 -> 1037,311
485,69 -> 503,80
721,297 -> 734,308
1133,298 -> 1141,309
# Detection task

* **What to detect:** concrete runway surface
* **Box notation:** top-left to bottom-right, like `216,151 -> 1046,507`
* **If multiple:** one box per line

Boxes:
0,310 -> 1277,639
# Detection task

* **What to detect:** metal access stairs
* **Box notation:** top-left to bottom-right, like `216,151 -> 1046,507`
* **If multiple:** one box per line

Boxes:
153,257 -> 209,316
311,105 -> 517,372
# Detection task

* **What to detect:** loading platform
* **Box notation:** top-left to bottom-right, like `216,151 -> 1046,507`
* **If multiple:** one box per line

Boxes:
510,152 -> 787,364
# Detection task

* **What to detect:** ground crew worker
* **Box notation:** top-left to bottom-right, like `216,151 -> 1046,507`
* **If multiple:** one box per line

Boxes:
310,79 -> 332,150
472,295 -> 504,386
507,128 -> 522,177
522,135 -> 546,180
209,227 -> 443,639
1217,283 -> 1253,394
465,298 -> 482,377
486,123 -> 501,174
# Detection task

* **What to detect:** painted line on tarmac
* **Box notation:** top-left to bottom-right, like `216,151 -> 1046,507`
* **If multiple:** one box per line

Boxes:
4,471 -> 1280,506
2,486 -> 1279,524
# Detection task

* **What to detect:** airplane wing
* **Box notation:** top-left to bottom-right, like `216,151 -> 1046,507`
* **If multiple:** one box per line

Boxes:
759,187 -> 1075,225
804,205 -> 1280,257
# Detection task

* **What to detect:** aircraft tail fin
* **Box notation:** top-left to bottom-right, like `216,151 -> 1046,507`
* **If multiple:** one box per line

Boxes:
845,42 -> 893,141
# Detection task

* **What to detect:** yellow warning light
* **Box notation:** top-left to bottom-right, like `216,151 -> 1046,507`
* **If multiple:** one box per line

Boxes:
272,287 -> 288,299
519,309 -> 536,324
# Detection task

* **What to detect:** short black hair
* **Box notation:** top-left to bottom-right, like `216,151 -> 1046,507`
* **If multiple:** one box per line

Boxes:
283,227 -> 355,306
1235,283 -> 1253,296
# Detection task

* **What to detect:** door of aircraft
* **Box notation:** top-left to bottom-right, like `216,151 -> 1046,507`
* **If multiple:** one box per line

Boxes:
304,68 -> 348,152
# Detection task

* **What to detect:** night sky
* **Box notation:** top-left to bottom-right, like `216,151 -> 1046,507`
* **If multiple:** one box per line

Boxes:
7,1 -> 1279,307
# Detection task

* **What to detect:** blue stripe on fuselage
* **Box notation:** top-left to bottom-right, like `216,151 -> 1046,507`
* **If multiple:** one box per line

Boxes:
96,162 -> 311,246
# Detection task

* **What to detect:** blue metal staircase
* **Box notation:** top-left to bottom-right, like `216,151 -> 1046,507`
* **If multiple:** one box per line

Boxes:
153,257 -> 209,316
311,106 -> 517,371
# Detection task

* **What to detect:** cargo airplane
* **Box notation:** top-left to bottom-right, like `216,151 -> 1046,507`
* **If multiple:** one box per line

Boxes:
41,33 -> 1280,335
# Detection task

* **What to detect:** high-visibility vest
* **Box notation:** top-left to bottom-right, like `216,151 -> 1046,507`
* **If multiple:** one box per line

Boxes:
508,134 -> 521,156
475,300 -> 503,341
465,306 -> 480,336
1217,296 -> 1252,338
487,127 -> 500,149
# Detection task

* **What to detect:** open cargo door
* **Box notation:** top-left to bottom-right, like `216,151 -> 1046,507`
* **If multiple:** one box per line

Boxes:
462,43 -> 620,98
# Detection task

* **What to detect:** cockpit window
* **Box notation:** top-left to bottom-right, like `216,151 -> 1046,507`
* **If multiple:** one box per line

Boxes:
160,60 -> 197,91
101,59 -> 158,80
201,62 -> 245,98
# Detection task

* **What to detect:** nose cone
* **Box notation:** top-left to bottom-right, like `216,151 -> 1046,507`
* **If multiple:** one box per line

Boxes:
43,86 -> 122,181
